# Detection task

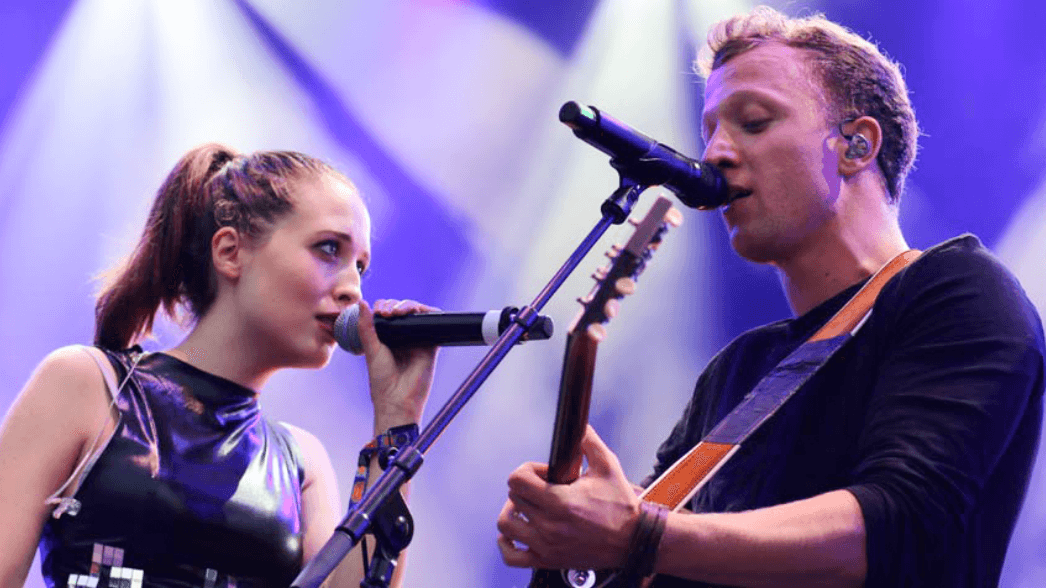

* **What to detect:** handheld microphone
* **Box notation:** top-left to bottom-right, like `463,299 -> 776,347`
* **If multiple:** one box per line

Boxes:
333,305 -> 555,355
559,101 -> 730,209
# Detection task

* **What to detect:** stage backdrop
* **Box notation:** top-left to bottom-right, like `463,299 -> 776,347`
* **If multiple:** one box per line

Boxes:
2,1 -> 1044,586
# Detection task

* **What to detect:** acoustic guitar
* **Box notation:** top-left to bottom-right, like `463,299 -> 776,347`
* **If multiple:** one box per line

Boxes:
529,196 -> 681,588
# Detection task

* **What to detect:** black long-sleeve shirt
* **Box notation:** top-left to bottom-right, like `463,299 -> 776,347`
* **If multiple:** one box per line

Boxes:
645,235 -> 1044,588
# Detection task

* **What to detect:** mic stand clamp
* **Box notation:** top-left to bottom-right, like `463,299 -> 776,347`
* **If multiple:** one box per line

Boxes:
601,176 -> 645,224
360,485 -> 413,587
340,445 -> 423,588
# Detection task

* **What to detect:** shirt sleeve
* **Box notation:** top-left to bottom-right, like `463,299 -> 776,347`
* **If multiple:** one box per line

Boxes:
845,241 -> 1045,587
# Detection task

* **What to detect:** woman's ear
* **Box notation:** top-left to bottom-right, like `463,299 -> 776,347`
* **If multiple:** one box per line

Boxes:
838,115 -> 883,177
211,226 -> 245,281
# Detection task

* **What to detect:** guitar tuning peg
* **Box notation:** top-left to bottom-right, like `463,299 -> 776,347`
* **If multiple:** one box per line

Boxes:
586,323 -> 607,342
614,277 -> 636,296
627,216 -> 641,227
604,298 -> 620,319
592,267 -> 609,281
665,207 -> 683,227
577,295 -> 593,306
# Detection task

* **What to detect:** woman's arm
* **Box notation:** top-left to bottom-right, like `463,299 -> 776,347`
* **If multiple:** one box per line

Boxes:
288,424 -> 364,588
294,298 -> 437,588
0,346 -> 115,587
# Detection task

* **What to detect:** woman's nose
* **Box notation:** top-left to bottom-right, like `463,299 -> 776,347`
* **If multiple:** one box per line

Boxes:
333,270 -> 362,308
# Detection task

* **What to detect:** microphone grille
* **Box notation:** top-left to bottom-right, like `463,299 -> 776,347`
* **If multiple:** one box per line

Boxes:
674,161 -> 729,210
333,304 -> 364,355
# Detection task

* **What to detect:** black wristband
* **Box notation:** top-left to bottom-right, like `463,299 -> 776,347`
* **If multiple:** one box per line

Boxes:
619,501 -> 668,583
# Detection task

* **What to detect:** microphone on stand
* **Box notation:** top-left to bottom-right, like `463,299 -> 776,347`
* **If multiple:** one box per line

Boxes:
559,101 -> 731,209
333,305 -> 554,355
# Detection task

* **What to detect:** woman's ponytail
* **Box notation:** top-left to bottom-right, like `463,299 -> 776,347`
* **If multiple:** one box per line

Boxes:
93,144 -> 236,350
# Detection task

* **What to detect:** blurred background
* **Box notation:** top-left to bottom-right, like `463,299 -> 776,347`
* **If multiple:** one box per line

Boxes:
2,0 -> 1045,586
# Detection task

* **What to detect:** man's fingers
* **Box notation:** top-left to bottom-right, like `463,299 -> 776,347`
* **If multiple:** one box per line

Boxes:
579,424 -> 622,478
497,533 -> 538,568
497,499 -> 547,568
497,503 -> 539,545
507,462 -> 555,508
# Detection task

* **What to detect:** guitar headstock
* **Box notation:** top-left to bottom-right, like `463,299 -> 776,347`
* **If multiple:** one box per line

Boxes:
571,196 -> 682,339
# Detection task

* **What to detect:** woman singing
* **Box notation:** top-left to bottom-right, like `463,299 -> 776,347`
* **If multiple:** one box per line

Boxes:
0,144 -> 438,588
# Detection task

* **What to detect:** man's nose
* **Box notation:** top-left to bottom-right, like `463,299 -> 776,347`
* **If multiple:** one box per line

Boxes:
702,128 -> 739,170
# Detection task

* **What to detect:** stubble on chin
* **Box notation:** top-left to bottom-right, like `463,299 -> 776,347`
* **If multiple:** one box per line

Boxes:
727,220 -> 785,265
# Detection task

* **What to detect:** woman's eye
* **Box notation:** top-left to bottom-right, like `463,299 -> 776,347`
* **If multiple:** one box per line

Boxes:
356,260 -> 368,276
316,240 -> 340,257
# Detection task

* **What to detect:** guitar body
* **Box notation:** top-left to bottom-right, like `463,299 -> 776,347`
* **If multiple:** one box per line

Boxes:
529,568 -> 612,588
529,562 -> 652,588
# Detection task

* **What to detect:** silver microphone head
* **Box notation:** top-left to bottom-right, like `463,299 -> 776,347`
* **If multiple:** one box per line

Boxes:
333,304 -> 364,355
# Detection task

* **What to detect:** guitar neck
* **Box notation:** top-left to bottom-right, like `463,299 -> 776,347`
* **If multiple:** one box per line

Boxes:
546,330 -> 599,484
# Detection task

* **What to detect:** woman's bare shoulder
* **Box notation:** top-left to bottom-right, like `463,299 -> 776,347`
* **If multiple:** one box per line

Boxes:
10,345 -> 112,434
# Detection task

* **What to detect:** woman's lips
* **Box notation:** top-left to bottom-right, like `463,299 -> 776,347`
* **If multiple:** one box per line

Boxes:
317,316 -> 337,341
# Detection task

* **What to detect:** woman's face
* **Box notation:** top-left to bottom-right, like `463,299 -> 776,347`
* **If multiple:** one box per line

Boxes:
234,173 -> 371,369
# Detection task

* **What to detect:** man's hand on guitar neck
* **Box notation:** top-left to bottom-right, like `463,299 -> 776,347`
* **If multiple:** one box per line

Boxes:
496,428 -> 866,587
496,425 -> 641,570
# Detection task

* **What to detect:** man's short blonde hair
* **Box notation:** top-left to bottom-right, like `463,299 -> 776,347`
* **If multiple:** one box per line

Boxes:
697,6 -> 919,202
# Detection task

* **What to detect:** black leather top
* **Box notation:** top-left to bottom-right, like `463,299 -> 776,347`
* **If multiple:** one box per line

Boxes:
40,349 -> 305,588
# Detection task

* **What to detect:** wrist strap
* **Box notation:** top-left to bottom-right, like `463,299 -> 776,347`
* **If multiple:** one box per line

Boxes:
348,423 -> 420,506
619,501 -> 668,583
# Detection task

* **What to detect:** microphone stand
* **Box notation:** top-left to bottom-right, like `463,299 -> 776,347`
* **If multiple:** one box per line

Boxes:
290,177 -> 649,588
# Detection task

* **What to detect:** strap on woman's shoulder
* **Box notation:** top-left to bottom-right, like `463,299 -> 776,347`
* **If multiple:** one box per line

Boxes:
43,345 -> 142,518
79,345 -> 121,402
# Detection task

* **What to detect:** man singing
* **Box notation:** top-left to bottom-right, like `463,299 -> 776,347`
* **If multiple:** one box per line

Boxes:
497,6 -> 1044,587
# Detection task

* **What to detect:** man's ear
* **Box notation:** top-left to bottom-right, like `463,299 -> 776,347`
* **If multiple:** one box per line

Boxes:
211,226 -> 246,281
838,115 -> 883,177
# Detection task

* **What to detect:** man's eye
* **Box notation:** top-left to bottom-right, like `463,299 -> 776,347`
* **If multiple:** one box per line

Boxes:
701,124 -> 716,145
742,119 -> 770,133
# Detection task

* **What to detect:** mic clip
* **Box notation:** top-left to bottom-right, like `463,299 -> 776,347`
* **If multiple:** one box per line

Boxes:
503,306 -> 555,342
